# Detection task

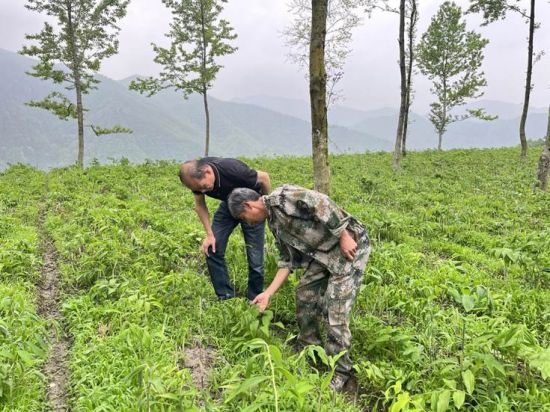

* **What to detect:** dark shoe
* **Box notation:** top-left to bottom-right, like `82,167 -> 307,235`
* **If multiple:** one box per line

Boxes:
218,294 -> 235,301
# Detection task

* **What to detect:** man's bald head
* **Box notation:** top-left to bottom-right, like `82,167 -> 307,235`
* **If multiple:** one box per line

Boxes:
179,159 -> 215,193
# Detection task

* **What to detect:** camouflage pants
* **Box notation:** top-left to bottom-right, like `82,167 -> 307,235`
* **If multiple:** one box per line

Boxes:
296,233 -> 370,376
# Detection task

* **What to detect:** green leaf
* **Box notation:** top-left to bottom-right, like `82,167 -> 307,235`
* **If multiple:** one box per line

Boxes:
453,390 -> 466,409
224,376 -> 269,403
480,354 -> 506,376
443,379 -> 456,389
149,377 -> 165,392
437,389 -> 450,412
276,367 -> 296,384
527,348 -> 550,380
462,370 -> 475,395
268,344 -> 283,366
389,392 -> 410,412
447,287 -> 461,303
293,381 -> 314,395
461,295 -> 475,312
17,349 -> 34,365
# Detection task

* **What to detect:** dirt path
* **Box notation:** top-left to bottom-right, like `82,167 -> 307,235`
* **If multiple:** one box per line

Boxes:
38,196 -> 71,411
180,344 -> 216,391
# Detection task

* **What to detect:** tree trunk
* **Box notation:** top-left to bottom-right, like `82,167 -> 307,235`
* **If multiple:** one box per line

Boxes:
402,0 -> 417,158
438,79 -> 447,151
198,0 -> 210,157
519,0 -> 535,158
402,99 -> 410,157
392,0 -> 406,171
310,0 -> 330,194
66,1 -> 84,168
536,106 -> 550,191
203,86 -> 210,157
537,149 -> 550,191
75,82 -> 84,168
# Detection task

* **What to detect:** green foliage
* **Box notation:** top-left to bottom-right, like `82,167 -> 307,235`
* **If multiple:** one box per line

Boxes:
19,0 -> 132,165
3,148 -> 550,409
25,91 -> 78,120
129,0 -> 237,98
0,166 -> 48,411
221,308 -> 354,411
20,0 -> 130,94
417,1 -> 494,148
89,124 -> 133,137
468,0 -> 521,24
0,285 -> 48,411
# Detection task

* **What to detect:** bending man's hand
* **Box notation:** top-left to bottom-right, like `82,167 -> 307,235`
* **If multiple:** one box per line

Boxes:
202,234 -> 216,256
252,292 -> 271,312
340,229 -> 357,261
253,268 -> 290,312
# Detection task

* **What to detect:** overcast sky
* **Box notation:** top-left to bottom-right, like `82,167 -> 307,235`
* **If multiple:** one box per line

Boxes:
1,0 -> 549,113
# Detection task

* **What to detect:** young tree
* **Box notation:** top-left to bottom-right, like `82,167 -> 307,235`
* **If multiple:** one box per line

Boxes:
469,0 -> 539,158
401,0 -> 418,158
310,0 -> 331,194
392,0 -> 407,171
20,0 -> 132,168
284,0 -> 373,105
130,0 -> 237,156
417,1 -> 495,151
377,0 -> 418,170
536,106 -> 550,191
287,0 -> 376,193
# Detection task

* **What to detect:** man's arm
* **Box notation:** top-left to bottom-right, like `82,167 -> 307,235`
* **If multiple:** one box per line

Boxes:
252,267 -> 291,311
256,170 -> 272,194
301,190 -> 350,237
299,189 -> 358,261
194,194 -> 216,256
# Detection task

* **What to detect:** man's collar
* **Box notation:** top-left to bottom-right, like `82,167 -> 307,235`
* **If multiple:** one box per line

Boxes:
208,163 -> 221,190
261,196 -> 272,221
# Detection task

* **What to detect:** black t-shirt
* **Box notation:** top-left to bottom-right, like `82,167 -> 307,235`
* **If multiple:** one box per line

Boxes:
193,157 -> 261,201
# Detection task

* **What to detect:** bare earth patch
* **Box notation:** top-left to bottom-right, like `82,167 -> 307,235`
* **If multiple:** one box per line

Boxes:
179,344 -> 217,390
38,207 -> 70,411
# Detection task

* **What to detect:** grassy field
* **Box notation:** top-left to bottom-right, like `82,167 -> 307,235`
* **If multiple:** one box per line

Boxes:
0,166 -> 47,410
1,147 -> 549,411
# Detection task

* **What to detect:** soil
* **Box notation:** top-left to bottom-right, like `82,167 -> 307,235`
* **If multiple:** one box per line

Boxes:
38,205 -> 71,411
179,344 -> 216,390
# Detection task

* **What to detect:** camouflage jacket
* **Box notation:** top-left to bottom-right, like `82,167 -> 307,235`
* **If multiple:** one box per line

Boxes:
263,185 -> 369,275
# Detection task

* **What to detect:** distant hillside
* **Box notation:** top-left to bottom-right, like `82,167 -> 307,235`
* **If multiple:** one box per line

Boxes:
351,110 -> 548,150
233,95 -> 548,150
232,95 -> 372,128
0,49 -> 390,170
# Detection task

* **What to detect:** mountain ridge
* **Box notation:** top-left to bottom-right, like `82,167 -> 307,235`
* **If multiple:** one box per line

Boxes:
0,49 -> 390,170
0,48 -> 547,170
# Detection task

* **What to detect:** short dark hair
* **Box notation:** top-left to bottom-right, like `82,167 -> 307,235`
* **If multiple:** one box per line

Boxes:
178,159 -> 210,185
227,188 -> 261,218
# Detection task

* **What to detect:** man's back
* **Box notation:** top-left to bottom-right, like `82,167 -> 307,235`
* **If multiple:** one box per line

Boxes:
264,185 -> 369,275
192,157 -> 261,201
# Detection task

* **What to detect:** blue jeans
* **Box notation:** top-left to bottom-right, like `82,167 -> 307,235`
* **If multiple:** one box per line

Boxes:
206,201 -> 265,300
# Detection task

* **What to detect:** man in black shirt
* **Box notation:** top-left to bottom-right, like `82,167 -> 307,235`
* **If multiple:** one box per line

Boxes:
179,157 -> 271,300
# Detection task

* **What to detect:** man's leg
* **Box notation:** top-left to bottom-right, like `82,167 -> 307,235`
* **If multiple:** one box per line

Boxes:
325,237 -> 370,389
241,220 -> 265,300
325,268 -> 363,378
206,202 -> 238,299
296,261 -> 329,348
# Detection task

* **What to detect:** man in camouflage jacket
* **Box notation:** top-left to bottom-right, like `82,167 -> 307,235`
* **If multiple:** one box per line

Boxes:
227,185 -> 370,391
